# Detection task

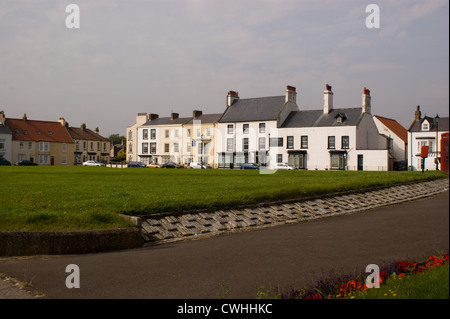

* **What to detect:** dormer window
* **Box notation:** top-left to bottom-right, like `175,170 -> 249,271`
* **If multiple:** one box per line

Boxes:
335,112 -> 347,124
421,121 -> 430,131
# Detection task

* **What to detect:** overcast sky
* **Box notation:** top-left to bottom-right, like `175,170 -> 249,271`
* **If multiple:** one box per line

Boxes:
1,0 -> 448,137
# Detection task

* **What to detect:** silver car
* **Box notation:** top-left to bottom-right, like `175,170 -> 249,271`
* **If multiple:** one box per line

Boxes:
82,160 -> 105,167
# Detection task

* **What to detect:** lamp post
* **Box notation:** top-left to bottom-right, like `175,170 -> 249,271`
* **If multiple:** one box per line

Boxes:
200,134 -> 204,169
435,114 -> 440,171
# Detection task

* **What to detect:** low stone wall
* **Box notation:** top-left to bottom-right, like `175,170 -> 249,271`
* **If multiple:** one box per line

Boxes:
0,227 -> 143,257
141,179 -> 449,244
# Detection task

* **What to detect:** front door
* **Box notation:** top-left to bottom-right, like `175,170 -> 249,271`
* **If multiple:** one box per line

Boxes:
358,154 -> 364,171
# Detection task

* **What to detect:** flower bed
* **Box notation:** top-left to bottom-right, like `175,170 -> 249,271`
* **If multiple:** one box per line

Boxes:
282,253 -> 449,299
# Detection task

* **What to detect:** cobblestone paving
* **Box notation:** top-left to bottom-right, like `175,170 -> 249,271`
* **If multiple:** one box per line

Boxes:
141,179 -> 449,244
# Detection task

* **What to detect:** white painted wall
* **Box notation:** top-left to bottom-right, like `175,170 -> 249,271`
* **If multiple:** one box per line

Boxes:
0,131 -> 12,162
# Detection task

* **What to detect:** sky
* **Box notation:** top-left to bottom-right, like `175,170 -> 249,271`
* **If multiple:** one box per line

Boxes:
0,0 -> 448,137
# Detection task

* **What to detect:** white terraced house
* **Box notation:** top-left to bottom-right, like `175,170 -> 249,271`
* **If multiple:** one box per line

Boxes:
407,105 -> 449,171
215,85 -> 394,170
128,84 -> 407,170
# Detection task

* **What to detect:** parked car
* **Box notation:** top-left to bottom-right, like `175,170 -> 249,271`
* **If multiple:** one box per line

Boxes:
240,163 -> 260,170
82,160 -> 105,167
0,157 -> 11,166
128,161 -> 146,168
275,163 -> 297,170
17,160 -> 38,166
189,162 -> 211,169
161,162 -> 183,168
147,163 -> 160,168
394,161 -> 407,171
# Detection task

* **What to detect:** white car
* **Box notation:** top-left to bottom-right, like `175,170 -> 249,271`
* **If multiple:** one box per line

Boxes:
275,163 -> 297,170
82,160 -> 105,167
189,162 -> 211,169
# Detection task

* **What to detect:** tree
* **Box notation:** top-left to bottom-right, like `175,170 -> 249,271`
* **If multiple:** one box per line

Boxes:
108,134 -> 126,145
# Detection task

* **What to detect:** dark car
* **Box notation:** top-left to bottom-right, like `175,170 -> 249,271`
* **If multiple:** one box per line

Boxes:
127,161 -> 146,168
394,161 -> 407,171
240,163 -> 260,170
161,162 -> 183,168
0,157 -> 11,166
17,160 -> 38,166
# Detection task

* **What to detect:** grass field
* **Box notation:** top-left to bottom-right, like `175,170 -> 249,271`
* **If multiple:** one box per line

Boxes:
0,166 -> 447,231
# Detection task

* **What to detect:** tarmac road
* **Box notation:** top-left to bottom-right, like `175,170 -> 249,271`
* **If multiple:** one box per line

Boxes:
0,191 -> 448,299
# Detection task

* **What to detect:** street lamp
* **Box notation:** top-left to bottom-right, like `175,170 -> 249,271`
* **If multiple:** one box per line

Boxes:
200,134 -> 204,169
435,114 -> 440,170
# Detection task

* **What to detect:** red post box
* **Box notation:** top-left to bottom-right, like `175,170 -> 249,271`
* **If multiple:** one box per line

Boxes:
420,145 -> 429,158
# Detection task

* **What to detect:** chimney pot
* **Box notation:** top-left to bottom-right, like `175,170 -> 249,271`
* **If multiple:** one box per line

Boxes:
193,110 -> 203,119
227,91 -> 240,107
362,87 -> 372,114
323,84 -> 333,114
285,85 -> 297,103
415,105 -> 421,121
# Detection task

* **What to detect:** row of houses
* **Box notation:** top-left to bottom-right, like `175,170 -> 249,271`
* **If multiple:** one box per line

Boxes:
127,84 -> 448,171
0,111 -> 111,165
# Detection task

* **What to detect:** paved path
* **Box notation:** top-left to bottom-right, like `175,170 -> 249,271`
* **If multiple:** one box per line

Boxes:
0,188 -> 448,299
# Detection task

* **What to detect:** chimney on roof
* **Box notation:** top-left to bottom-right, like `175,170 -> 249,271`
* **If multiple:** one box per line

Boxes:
149,113 -> 159,121
285,85 -> 297,103
23,113 -> 27,121
81,123 -> 86,130
415,105 -> 421,121
227,91 -> 239,107
0,111 -> 5,125
94,127 -> 99,134
171,112 -> 179,120
323,84 -> 333,114
193,110 -> 202,119
362,87 -> 371,114
58,117 -> 69,128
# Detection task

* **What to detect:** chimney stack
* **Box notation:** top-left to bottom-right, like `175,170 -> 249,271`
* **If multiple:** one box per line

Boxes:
227,91 -> 239,107
193,110 -> 202,119
362,87 -> 371,114
94,127 -> 99,134
285,85 -> 297,103
58,117 -> 69,128
81,123 -> 86,130
323,84 -> 333,114
415,105 -> 421,121
0,111 -> 6,125
23,113 -> 27,121
171,112 -> 179,120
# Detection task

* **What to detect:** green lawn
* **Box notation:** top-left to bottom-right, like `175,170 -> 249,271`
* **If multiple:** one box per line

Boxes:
0,166 -> 447,231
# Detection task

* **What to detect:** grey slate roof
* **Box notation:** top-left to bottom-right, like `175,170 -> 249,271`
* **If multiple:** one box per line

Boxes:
218,96 -> 286,123
186,113 -> 223,125
142,117 -> 192,126
0,124 -> 12,134
281,108 -> 364,128
409,116 -> 449,132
